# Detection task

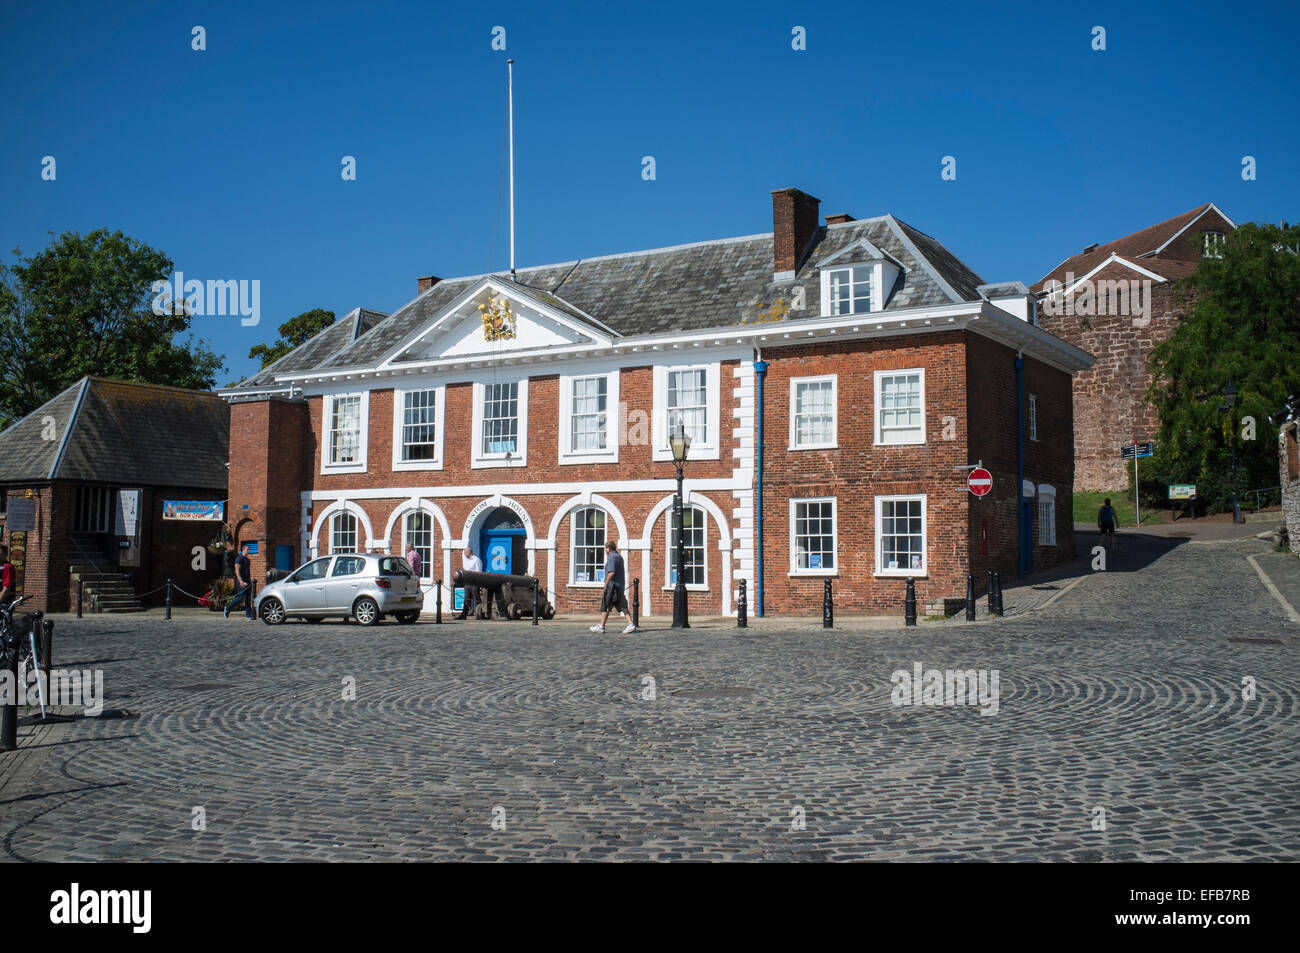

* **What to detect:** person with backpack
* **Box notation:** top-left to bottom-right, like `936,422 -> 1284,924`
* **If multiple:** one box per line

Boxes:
1098,498 -> 1118,550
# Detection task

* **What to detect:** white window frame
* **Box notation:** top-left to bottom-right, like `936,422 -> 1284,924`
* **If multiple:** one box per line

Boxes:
819,262 -> 893,316
874,368 -> 926,446
330,511 -> 359,553
402,510 -> 434,578
652,363 -> 721,462
663,505 -> 708,591
822,264 -> 874,316
392,385 -> 446,471
321,391 -> 368,474
789,375 -> 838,450
569,506 -> 608,588
558,371 -> 620,465
789,497 -> 838,576
470,377 -> 529,468
1028,393 -> 1038,442
1037,485 -> 1057,546
875,494 -> 927,577
1203,231 -> 1225,258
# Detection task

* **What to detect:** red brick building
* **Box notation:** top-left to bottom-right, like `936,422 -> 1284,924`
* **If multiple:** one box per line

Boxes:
0,378 -> 229,613
223,188 -> 1092,616
1035,204 -> 1236,491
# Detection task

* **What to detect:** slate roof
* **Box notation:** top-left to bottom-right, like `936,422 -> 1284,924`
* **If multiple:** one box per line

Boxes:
227,214 -> 990,388
237,307 -> 389,388
1036,204 -> 1230,291
0,378 -> 228,487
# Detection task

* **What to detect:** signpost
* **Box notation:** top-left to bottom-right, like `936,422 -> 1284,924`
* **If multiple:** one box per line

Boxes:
1169,484 -> 1196,521
967,467 -> 993,497
1120,442 -> 1156,525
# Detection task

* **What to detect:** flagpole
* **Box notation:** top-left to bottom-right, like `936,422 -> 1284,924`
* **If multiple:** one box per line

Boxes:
508,58 -> 515,281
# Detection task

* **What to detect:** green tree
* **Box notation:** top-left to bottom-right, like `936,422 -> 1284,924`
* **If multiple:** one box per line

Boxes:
1145,222 -> 1300,512
248,309 -> 336,369
0,229 -> 224,428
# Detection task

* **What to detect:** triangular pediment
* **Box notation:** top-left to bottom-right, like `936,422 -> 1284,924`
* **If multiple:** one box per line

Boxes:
816,237 -> 901,269
380,279 -> 616,366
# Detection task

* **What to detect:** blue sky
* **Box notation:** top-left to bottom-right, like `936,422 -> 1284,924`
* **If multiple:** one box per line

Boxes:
3,0 -> 1297,384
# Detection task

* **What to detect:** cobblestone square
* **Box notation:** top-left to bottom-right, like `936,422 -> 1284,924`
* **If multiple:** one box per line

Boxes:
2,534 -> 1297,861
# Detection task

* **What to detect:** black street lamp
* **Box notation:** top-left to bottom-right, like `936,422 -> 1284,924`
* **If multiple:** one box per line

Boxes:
670,422 -> 692,629
1221,383 -> 1243,524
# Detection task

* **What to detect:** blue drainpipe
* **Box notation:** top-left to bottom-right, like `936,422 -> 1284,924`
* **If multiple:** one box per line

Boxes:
1015,353 -> 1027,577
753,360 -> 769,616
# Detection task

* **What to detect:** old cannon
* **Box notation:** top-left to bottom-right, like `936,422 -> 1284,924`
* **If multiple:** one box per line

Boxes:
452,568 -> 555,620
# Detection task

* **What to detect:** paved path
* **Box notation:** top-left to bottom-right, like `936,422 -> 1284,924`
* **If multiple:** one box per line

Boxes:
2,537 -> 1298,861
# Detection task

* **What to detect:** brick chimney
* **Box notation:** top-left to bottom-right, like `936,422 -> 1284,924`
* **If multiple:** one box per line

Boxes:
771,188 -> 821,278
417,275 -> 440,295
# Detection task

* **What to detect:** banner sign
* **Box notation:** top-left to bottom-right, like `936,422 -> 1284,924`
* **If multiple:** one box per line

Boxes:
163,500 -> 225,522
1169,484 -> 1197,500
5,498 -> 36,532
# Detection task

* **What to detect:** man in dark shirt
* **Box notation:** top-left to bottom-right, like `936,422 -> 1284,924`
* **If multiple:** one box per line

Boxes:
590,539 -> 636,634
1098,498 -> 1118,551
224,543 -> 256,620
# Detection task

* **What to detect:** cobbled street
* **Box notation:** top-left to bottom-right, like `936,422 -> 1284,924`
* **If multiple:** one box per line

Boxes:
2,534 -> 1297,862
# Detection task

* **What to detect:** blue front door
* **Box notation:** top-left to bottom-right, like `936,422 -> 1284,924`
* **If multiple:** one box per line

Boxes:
275,545 -> 294,571
482,534 -> 512,575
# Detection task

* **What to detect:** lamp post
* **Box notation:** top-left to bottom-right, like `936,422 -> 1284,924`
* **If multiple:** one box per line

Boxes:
1221,383 -> 1242,524
670,422 -> 692,629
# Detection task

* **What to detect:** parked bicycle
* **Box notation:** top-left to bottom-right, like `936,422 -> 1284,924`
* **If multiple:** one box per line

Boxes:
1,595 -> 47,714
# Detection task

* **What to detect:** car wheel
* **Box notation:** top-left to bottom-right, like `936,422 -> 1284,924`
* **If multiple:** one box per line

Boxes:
396,610 -> 420,624
260,599 -> 286,625
353,597 -> 380,626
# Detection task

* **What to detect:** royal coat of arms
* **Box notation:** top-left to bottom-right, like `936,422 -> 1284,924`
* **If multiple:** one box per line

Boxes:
477,296 -> 516,341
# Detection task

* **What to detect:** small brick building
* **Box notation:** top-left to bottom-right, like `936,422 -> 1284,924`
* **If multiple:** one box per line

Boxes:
0,378 -> 229,612
223,187 -> 1092,616
1035,204 -> 1236,491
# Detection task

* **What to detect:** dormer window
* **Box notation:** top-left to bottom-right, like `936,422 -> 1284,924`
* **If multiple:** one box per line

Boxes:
1203,231 -> 1225,258
827,265 -> 873,315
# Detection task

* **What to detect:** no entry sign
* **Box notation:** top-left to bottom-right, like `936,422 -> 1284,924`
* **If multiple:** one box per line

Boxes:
967,467 -> 993,497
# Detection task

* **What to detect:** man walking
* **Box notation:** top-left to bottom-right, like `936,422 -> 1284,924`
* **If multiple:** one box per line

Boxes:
1098,498 -> 1118,551
224,543 -> 256,620
455,546 -> 482,620
590,539 -> 636,634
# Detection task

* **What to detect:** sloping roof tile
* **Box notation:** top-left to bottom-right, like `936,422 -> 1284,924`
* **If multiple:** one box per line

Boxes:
227,214 -> 988,385
0,378 -> 228,488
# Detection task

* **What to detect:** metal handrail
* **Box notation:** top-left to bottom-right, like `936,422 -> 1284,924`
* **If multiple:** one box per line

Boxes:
1247,486 -> 1282,512
67,534 -> 113,612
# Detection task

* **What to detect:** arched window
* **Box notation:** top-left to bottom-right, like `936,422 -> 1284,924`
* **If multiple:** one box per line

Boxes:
570,507 -> 606,584
404,511 -> 433,577
331,512 -> 358,553
665,506 -> 706,587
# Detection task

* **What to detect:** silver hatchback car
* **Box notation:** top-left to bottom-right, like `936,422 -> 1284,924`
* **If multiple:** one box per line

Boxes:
256,553 -> 423,626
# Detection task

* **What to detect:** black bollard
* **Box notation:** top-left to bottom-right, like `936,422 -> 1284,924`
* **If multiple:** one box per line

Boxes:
532,579 -> 539,626
737,579 -> 748,629
823,579 -> 833,629
77,578 -> 83,619
966,574 -> 976,621
1,637 -> 17,751
435,580 -> 442,624
992,572 -> 1004,617
165,578 -> 172,620
631,578 -> 640,629
987,569 -> 996,615
40,619 -> 53,680
905,577 -> 917,626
